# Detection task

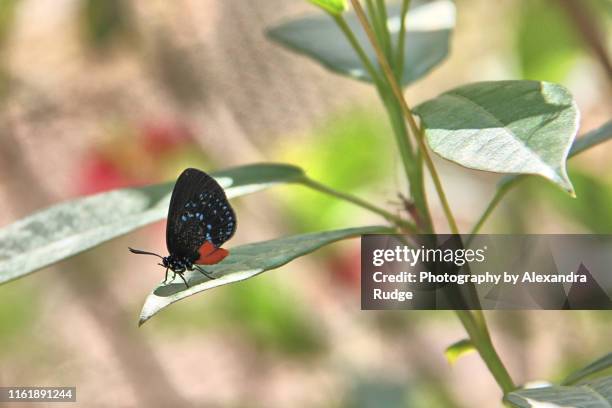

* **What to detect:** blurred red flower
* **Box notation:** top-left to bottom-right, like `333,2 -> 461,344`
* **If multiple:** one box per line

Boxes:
78,154 -> 138,195
328,244 -> 361,291
76,118 -> 195,196
140,120 -> 193,156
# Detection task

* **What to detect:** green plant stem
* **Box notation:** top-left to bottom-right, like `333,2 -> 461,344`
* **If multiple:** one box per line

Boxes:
333,13 -> 431,231
333,15 -> 384,87
470,178 -> 521,235
381,93 -> 434,232
395,0 -> 411,79
412,150 -> 433,232
302,178 -> 417,232
333,7 -> 434,233
365,1 -> 382,44
471,310 -> 497,371
371,0 -> 433,232
374,0 -> 393,60
473,309 -> 489,335
350,0 -> 459,234
349,2 -> 514,396
455,310 -> 516,395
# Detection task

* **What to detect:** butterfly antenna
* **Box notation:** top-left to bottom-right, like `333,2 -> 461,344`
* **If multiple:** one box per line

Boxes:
128,247 -> 164,259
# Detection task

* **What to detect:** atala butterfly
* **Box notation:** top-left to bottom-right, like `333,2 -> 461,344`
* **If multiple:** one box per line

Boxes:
129,168 -> 236,287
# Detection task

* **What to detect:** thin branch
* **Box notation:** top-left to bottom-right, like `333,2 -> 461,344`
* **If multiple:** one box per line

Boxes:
302,178 -> 417,233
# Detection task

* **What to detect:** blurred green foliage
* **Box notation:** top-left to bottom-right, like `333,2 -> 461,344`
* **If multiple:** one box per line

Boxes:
515,0 -> 610,82
532,168 -> 612,233
216,277 -> 325,356
0,67 -> 9,100
516,0 -> 580,82
0,0 -> 19,51
276,108 -> 394,231
0,0 -> 18,94
498,166 -> 612,234
0,281 -> 37,353
154,275 -> 325,357
80,0 -> 133,51
548,169 -> 612,233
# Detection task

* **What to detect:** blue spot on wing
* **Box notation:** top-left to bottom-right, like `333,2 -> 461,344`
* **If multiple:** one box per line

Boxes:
170,178 -> 236,255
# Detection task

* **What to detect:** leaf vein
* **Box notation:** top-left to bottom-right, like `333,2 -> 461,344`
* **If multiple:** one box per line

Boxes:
441,92 -> 555,175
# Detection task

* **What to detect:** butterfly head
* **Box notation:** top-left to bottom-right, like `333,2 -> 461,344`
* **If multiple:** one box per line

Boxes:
129,247 -> 193,273
160,254 -> 193,273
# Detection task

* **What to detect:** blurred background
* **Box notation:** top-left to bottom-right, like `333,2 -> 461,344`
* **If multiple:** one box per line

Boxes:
0,0 -> 610,407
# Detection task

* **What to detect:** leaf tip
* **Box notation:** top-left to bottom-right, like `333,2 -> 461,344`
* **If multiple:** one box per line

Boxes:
444,339 -> 475,366
545,165 -> 575,197
307,0 -> 348,15
558,175 -> 575,197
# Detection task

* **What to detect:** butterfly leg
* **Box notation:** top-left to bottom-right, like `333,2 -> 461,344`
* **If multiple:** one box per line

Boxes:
194,265 -> 216,280
163,268 -> 169,284
178,272 -> 189,288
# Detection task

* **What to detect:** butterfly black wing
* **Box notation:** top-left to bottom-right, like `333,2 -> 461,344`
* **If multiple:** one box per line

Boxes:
166,168 -> 236,260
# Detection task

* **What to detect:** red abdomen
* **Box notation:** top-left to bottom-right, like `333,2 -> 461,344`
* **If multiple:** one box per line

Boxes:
196,241 -> 229,265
